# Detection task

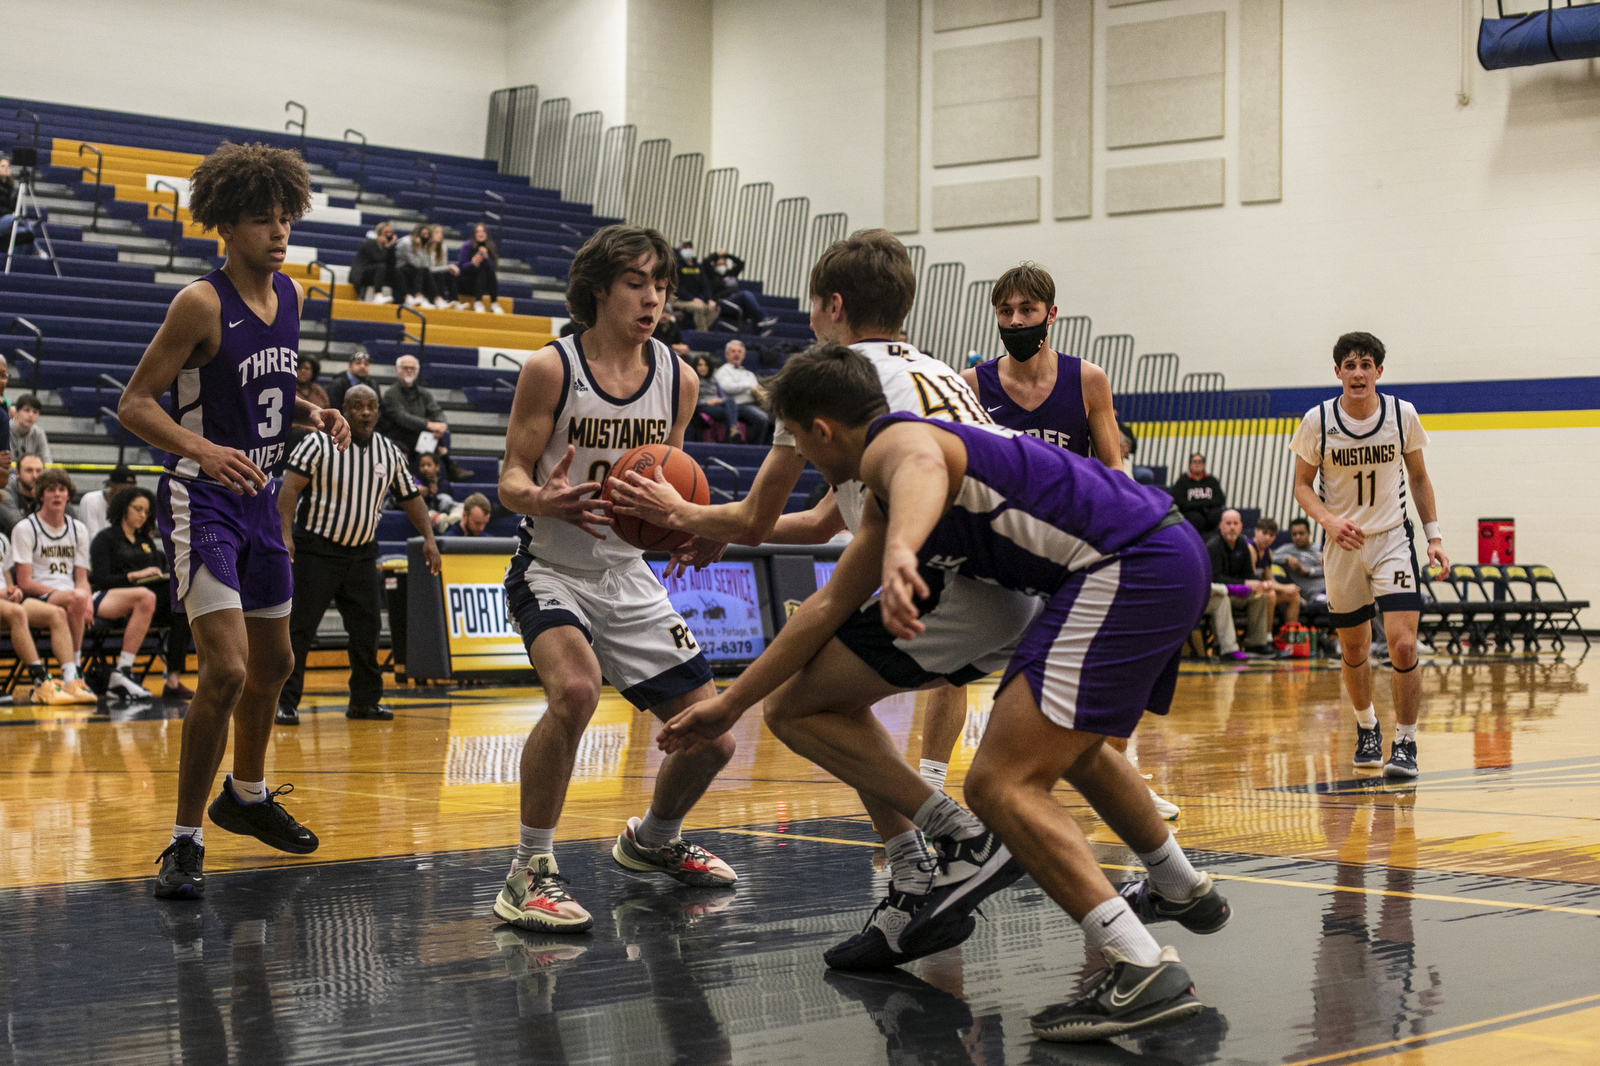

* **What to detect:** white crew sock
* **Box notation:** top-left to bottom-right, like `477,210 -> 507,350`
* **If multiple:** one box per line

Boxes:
912,792 -> 984,842
514,824 -> 556,870
1081,896 -> 1163,967
635,810 -> 683,850
1137,833 -> 1206,901
883,829 -> 936,896
1395,722 -> 1417,740
118,651 -> 136,670
231,777 -> 268,804
172,824 -> 204,847
919,759 -> 949,793
61,662 -> 78,682
1354,705 -> 1377,729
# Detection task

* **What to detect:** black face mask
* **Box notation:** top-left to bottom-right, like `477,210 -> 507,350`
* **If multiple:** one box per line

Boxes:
998,322 -> 1049,361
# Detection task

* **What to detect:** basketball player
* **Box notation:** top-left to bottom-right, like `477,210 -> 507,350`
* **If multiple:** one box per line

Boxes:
609,231 -> 1038,968
119,143 -> 351,900
662,346 -> 1226,1041
1291,332 -> 1447,778
492,225 -> 736,936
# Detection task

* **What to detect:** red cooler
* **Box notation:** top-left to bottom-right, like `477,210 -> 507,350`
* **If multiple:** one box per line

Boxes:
1478,517 -> 1514,565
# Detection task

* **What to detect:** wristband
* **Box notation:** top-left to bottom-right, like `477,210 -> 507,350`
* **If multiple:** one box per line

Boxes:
1423,522 -> 1441,542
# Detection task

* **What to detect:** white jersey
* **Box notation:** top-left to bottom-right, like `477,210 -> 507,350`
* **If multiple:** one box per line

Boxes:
518,335 -> 682,571
12,513 -> 90,592
1290,394 -> 1427,535
774,340 -> 992,532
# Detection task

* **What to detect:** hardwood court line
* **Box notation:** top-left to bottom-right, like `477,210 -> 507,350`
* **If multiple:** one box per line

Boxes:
712,828 -> 882,848
1276,991 -> 1600,1066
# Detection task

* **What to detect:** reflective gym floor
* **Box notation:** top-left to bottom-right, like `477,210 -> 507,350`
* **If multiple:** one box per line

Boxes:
4,653 -> 1600,1065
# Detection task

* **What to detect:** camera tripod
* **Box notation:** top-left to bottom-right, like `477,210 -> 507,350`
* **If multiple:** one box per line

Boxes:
4,145 -> 61,277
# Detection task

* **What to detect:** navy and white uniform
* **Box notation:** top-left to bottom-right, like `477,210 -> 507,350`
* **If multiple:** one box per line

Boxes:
789,340 -> 1040,688
973,352 -> 1090,456
868,414 -> 1209,736
503,335 -> 713,709
1289,394 -> 1428,626
154,269 -> 298,619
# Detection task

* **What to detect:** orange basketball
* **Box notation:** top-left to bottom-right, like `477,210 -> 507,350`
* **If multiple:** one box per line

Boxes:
601,444 -> 709,551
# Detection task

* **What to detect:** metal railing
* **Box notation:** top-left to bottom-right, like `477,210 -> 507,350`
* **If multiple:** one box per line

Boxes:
628,139 -> 671,230
662,153 -> 705,245
9,317 -> 41,389
481,190 -> 505,244
593,124 -> 636,220
76,143 -> 103,231
151,179 -> 182,271
704,456 -> 741,502
765,197 -> 810,300
563,110 -> 605,205
342,129 -> 368,204
491,353 -> 522,372
397,304 -> 427,359
486,85 -> 540,178
99,405 -> 133,466
95,373 -> 124,393
306,259 -> 336,355
530,97 -> 571,192
284,101 -> 307,158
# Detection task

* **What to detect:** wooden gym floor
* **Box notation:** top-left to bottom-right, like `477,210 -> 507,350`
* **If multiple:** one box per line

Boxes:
3,652 -> 1599,1064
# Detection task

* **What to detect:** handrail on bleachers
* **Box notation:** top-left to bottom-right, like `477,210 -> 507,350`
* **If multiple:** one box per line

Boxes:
284,101 -> 307,158
704,456 -> 741,503
9,316 -> 42,389
75,143 -> 103,232
397,303 -> 426,359
342,129 -> 368,203
150,180 -> 181,271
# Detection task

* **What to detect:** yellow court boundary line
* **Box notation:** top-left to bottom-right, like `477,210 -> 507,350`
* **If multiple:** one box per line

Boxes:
1277,992 -> 1600,1066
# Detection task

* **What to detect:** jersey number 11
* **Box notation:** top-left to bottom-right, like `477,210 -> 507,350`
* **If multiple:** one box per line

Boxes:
1353,470 -> 1377,507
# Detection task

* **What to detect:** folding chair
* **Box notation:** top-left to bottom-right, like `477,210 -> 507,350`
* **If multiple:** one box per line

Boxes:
1524,564 -> 1591,650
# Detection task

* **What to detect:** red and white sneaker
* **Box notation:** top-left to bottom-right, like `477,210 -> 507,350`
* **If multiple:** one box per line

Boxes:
612,816 -> 738,887
493,854 -> 593,933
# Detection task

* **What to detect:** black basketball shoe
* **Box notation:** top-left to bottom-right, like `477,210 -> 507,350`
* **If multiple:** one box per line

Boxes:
1353,724 -> 1384,768
1384,736 -> 1419,778
824,889 -> 974,971
207,778 -> 319,854
1030,946 -> 1202,1043
153,835 -> 206,900
1117,873 -> 1231,934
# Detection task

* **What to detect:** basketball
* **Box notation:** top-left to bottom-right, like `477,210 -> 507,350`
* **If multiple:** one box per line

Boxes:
602,444 -> 708,551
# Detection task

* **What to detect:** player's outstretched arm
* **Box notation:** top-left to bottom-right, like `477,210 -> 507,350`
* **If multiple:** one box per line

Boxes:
1293,457 -> 1364,551
1403,449 -> 1449,571
862,423 -> 956,640
766,489 -> 846,545
499,346 -> 612,538
656,514 -> 889,753
120,282 -> 267,495
1081,361 -> 1123,469
610,443 -> 809,546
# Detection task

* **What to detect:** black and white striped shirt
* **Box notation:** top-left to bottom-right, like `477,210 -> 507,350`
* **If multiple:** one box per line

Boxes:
286,432 -> 418,547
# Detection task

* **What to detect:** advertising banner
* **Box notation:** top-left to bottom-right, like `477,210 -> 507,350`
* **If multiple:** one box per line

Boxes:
647,560 -> 768,663
439,552 -> 527,672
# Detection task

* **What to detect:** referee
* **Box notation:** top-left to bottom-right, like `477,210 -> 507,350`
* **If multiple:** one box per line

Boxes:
275,384 -> 441,725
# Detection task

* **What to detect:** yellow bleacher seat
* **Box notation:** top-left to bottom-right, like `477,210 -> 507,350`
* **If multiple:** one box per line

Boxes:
331,300 -> 545,334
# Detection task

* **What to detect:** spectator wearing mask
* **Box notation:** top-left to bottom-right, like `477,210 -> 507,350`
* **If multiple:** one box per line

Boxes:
712,340 -> 770,444
324,352 -> 371,413
79,465 -> 138,541
446,493 -> 493,537
1250,517 -> 1301,627
352,222 -> 399,304
673,241 -> 717,331
706,250 -> 776,333
459,223 -> 501,313
1170,452 -> 1225,535
11,394 -> 51,465
691,355 -> 733,440
90,486 -> 194,699
380,355 -> 469,482
426,225 -> 459,305
0,454 -> 45,531
395,223 -> 445,308
1204,508 -> 1278,660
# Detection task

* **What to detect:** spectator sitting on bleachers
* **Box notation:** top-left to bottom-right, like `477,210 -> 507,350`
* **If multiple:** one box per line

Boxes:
1204,508 -> 1278,660
1170,451 -> 1225,536
413,452 -> 455,528
0,455 -> 46,531
352,221 -> 399,304
652,308 -> 690,356
90,487 -> 191,699
706,250 -> 776,334
324,351 -> 370,413
426,225 -> 459,306
673,241 -> 717,332
459,223 -> 502,313
396,223 -> 444,309
295,355 -> 329,410
1276,517 -> 1328,603
445,493 -> 492,536
0,526 -> 79,705
79,465 -> 138,542
380,355 -> 469,482
0,156 -> 41,258
1251,516 -> 1301,627
10,394 -> 51,466
12,470 -> 103,700
691,355 -> 733,441
712,340 -> 771,444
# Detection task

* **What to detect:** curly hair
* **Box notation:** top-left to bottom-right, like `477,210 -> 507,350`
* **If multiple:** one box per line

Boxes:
35,468 -> 75,497
187,142 -> 313,231
107,486 -> 156,535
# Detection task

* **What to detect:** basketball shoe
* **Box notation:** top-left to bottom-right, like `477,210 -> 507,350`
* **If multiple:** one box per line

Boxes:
1117,872 -> 1231,934
63,678 -> 98,704
494,854 -> 593,933
902,826 -> 1026,941
206,778 -> 319,854
153,835 -> 206,900
1353,724 -> 1384,768
1149,789 -> 1181,821
612,817 -> 737,887
1384,736 -> 1419,778
824,889 -> 974,971
1030,946 -> 1202,1042
32,678 -> 74,705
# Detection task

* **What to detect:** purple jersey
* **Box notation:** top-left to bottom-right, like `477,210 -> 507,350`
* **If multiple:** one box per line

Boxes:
164,269 -> 299,483
868,413 -> 1176,597
973,352 -> 1089,455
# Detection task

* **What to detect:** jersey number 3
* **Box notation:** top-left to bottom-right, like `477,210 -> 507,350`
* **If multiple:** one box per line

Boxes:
1353,470 -> 1377,507
257,387 -> 284,437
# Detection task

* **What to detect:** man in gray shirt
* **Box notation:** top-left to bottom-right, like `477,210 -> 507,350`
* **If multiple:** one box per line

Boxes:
1274,517 -> 1326,601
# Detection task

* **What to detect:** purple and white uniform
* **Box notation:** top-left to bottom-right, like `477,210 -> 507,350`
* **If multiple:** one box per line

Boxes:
973,352 -> 1090,456
868,413 -> 1210,736
154,269 -> 298,618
